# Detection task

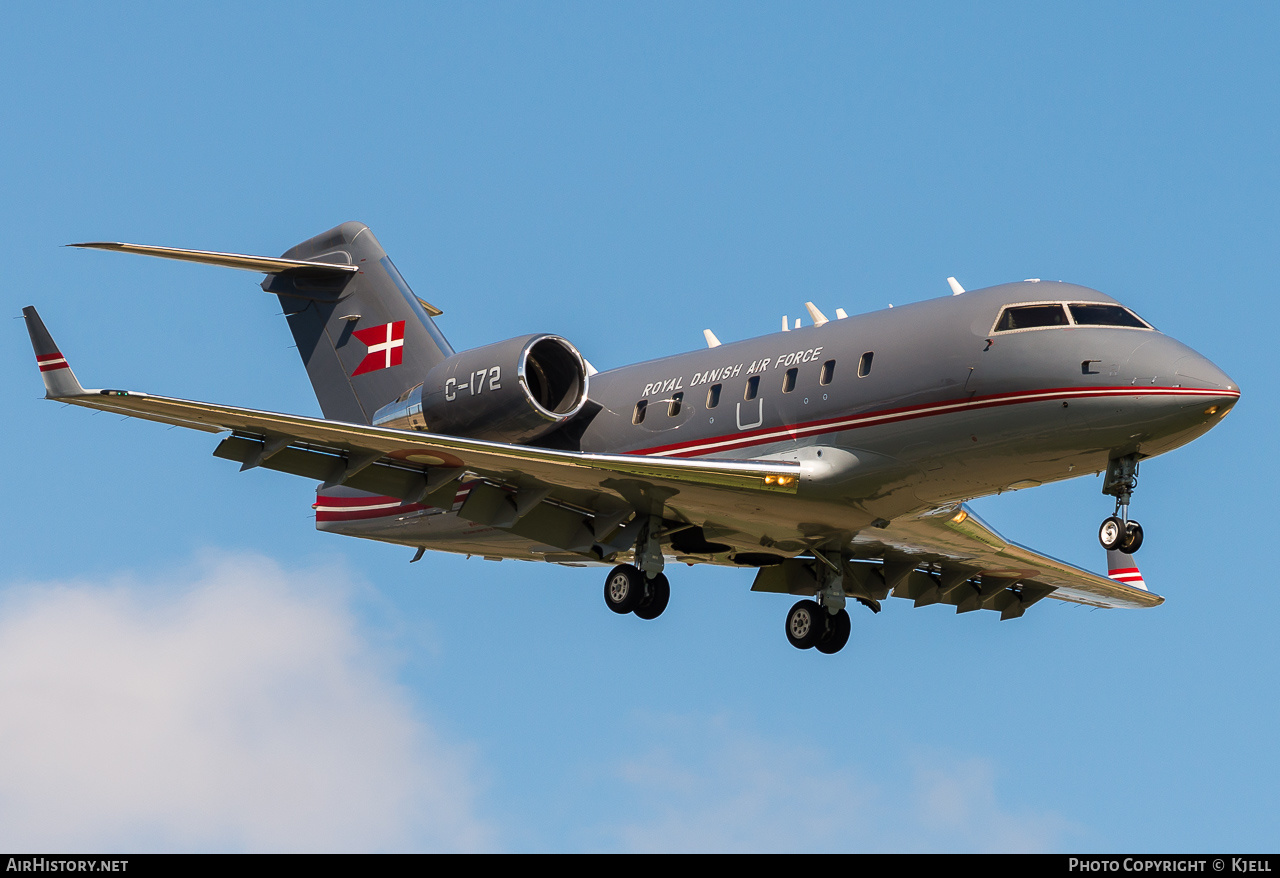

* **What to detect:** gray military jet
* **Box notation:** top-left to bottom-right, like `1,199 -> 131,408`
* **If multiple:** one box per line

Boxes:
23,222 -> 1239,654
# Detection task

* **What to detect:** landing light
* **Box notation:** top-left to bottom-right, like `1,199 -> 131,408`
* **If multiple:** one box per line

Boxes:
1205,406 -> 1218,416
765,474 -> 797,487
950,510 -> 969,524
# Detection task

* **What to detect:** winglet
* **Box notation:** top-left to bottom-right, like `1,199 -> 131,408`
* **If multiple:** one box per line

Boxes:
1106,549 -> 1147,591
22,306 -> 86,398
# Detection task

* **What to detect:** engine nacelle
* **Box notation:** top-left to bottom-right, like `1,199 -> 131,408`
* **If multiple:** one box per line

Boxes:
371,334 -> 589,443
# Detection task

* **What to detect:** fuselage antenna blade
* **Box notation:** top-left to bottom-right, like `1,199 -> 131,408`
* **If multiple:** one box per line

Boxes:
804,302 -> 830,326
947,276 -> 966,295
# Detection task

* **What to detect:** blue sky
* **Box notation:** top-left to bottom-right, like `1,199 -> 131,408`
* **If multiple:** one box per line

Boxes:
2,2 -> 1276,852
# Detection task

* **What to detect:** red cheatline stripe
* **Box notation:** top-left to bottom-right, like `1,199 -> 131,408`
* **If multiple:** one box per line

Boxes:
634,385 -> 1239,458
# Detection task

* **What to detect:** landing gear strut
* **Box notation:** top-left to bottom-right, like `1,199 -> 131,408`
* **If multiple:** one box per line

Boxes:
603,515 -> 672,620
1099,454 -> 1144,553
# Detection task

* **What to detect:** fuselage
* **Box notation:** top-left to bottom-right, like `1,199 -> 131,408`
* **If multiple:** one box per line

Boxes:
321,280 -> 1239,558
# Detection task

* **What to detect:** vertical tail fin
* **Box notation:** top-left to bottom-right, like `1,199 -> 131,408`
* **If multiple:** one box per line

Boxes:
263,222 -> 454,424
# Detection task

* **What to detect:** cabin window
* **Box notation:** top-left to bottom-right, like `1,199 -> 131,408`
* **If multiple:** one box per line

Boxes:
745,375 -> 760,401
1068,303 -> 1151,329
633,400 -> 647,424
668,392 -> 683,417
820,360 -> 835,385
994,303 -> 1069,332
707,384 -> 721,408
782,368 -> 798,393
857,352 -> 873,378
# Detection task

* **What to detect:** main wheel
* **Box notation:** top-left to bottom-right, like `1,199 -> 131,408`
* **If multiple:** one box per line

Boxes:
815,608 -> 851,654
634,573 -> 670,620
1099,516 -> 1126,550
1121,520 -> 1144,553
785,600 -> 826,650
604,564 -> 645,614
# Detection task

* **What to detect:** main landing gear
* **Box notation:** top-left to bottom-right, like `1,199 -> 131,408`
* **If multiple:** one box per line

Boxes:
603,514 -> 671,620
603,564 -> 670,620
785,600 -> 851,654
1099,453 -> 1144,553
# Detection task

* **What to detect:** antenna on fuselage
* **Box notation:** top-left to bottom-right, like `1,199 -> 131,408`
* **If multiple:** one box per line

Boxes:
947,277 -> 965,295
781,315 -> 790,332
804,302 -> 830,326
703,329 -> 722,348
835,308 -> 848,319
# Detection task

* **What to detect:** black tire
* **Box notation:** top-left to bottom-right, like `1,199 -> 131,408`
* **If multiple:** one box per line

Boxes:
785,600 -> 826,650
1121,520 -> 1144,554
1099,516 -> 1126,550
604,564 -> 645,614
815,608 -> 851,654
634,573 -> 670,620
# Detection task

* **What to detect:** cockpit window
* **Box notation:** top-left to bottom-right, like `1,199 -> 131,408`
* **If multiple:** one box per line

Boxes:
994,304 -> 1069,332
1068,303 -> 1151,329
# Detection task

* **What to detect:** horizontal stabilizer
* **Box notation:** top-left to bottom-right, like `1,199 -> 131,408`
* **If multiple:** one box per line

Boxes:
68,241 -> 360,276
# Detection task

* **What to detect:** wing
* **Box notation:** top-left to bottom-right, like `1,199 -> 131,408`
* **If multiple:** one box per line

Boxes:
751,503 -> 1159,619
24,306 -> 1158,617
22,306 -> 803,559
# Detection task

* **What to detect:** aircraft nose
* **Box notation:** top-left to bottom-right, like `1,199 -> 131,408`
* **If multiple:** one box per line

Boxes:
1125,335 -> 1240,406
1173,352 -> 1240,413
1174,353 -> 1235,391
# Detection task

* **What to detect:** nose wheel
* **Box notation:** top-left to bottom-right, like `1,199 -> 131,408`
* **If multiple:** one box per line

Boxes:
1099,454 -> 1145,553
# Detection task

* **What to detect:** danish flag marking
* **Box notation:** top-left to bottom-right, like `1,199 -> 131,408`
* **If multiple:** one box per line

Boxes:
351,321 -> 405,376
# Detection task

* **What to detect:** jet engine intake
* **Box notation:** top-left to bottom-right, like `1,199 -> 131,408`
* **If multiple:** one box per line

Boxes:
372,334 -> 589,443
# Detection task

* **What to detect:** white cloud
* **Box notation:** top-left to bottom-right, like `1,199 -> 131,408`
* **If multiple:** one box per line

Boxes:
604,714 -> 1074,853
0,552 -> 493,852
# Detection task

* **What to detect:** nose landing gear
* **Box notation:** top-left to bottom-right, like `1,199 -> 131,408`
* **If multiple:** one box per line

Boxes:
1099,454 -> 1144,553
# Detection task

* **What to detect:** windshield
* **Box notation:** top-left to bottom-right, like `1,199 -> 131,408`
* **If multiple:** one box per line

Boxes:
994,304 -> 1069,332
993,301 -> 1154,333
1067,303 -> 1151,328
